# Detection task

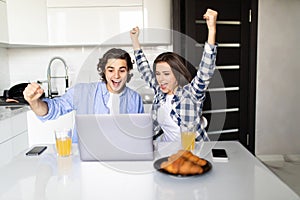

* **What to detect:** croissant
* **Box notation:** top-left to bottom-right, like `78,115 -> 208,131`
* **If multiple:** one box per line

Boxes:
160,150 -> 206,175
177,150 -> 207,166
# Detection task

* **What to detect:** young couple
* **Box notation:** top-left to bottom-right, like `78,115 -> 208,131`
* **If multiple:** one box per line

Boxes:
23,9 -> 218,142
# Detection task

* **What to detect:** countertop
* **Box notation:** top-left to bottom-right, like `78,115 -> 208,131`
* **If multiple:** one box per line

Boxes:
0,106 -> 29,121
0,141 -> 299,200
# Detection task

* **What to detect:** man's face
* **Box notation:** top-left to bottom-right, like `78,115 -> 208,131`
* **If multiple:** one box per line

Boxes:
104,58 -> 129,94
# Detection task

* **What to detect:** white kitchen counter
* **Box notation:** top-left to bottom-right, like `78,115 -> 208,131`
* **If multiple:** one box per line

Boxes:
0,106 -> 29,121
0,141 -> 299,200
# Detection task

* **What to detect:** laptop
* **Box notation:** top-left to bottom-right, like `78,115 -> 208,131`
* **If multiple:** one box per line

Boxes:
75,113 -> 154,161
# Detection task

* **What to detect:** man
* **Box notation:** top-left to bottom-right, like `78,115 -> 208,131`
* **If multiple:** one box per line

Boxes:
23,48 -> 144,142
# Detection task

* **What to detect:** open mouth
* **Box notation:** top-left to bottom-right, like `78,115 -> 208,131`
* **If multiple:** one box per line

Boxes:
112,80 -> 121,88
160,83 -> 167,90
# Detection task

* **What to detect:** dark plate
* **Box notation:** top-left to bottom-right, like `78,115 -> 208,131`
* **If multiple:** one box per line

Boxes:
153,157 -> 212,177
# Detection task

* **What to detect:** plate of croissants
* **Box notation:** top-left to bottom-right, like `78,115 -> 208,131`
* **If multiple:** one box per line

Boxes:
153,150 -> 212,177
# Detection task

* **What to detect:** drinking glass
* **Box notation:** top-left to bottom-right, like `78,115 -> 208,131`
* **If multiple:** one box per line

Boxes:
55,129 -> 72,157
181,123 -> 196,151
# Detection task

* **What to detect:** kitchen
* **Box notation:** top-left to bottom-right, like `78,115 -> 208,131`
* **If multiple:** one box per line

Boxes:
0,0 -> 300,199
0,0 -> 171,150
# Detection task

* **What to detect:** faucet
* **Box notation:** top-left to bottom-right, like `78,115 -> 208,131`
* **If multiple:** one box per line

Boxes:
47,57 -> 69,98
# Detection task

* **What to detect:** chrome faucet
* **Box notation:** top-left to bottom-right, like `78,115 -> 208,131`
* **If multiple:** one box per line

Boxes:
47,57 -> 69,98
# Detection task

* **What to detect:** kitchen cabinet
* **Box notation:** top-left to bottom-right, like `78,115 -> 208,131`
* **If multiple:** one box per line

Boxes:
47,6 -> 143,45
0,0 -> 8,43
27,110 -> 75,146
47,0 -> 171,45
0,110 -> 28,165
47,0 -> 142,7
2,0 -> 171,46
143,0 -> 171,44
6,0 -> 48,45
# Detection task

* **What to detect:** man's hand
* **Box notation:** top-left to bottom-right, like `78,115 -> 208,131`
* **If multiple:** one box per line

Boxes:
23,82 -> 49,116
23,82 -> 44,104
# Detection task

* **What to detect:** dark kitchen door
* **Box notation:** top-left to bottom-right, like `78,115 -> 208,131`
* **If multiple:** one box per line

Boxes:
172,0 -> 258,153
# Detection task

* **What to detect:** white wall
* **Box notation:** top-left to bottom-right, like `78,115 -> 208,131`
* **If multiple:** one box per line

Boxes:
7,47 -> 94,91
0,47 -> 10,94
256,0 -> 300,155
6,45 -> 170,97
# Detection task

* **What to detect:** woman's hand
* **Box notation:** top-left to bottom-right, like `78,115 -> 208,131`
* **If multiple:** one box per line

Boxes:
203,9 -> 218,31
130,26 -> 141,50
203,9 -> 218,45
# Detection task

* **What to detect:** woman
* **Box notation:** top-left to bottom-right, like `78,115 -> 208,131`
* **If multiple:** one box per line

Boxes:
130,9 -> 218,141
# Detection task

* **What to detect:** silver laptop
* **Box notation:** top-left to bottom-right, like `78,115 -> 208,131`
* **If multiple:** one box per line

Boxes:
75,113 -> 154,161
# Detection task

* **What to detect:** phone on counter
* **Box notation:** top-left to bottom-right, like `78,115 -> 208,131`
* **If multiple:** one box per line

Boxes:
212,148 -> 228,162
25,146 -> 47,156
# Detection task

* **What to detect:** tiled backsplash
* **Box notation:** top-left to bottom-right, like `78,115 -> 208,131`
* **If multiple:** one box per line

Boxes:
1,45 -> 171,100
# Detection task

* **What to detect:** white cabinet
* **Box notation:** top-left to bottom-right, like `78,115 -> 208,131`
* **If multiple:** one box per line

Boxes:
0,1 -> 8,43
47,0 -> 142,7
6,0 -> 48,45
3,0 -> 171,46
0,117 -> 11,145
0,141 -> 12,166
0,111 -> 28,166
143,0 -> 171,44
9,111 -> 28,156
47,0 -> 171,45
27,110 -> 75,146
47,6 -> 143,45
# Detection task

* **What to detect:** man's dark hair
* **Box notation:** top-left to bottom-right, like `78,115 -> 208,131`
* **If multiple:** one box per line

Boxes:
97,48 -> 133,83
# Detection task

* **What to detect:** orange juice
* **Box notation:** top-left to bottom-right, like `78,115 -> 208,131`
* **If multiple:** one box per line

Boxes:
181,132 -> 196,151
56,137 -> 72,157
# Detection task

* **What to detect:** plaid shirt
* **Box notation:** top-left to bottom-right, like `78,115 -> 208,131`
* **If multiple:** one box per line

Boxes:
134,42 -> 217,141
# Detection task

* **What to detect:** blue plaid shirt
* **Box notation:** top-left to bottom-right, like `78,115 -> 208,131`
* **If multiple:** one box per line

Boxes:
134,42 -> 217,141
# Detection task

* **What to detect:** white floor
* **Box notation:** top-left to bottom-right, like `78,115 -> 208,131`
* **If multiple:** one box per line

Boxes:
259,155 -> 300,197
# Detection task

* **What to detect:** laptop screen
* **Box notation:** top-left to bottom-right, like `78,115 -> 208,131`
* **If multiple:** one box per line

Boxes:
76,113 -> 154,161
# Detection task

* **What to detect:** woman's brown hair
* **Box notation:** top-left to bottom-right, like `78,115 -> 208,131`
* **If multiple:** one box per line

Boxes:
153,52 -> 197,86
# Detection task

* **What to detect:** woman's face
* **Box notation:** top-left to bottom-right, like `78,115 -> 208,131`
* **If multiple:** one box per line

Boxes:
155,62 -> 178,95
104,58 -> 129,94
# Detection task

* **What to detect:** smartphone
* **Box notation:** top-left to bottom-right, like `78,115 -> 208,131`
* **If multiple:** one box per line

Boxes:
212,148 -> 228,162
25,146 -> 47,156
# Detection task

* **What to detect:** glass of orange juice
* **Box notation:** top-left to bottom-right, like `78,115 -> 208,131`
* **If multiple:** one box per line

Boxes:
181,123 -> 196,151
55,129 -> 72,157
